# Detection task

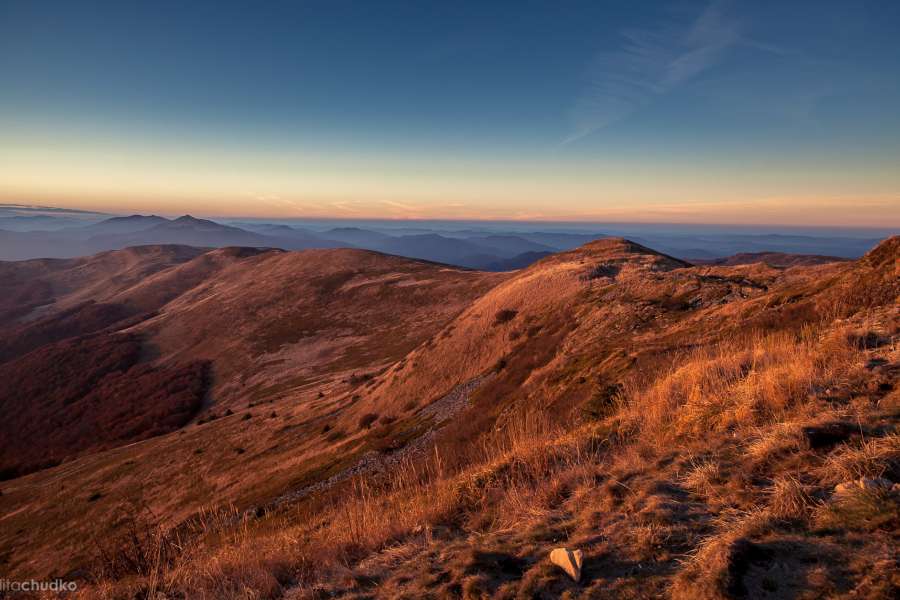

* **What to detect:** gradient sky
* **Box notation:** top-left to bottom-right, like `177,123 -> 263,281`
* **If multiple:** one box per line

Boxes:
1,0 -> 899,225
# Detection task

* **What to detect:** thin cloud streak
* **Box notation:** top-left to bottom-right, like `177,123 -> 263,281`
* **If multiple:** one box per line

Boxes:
562,1 -> 740,145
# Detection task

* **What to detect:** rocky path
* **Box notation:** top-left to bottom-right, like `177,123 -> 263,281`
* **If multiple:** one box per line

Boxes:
271,374 -> 491,508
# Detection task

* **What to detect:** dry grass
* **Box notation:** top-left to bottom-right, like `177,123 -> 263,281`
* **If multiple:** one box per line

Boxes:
818,433 -> 900,484
77,412 -> 580,598
679,458 -> 723,501
621,327 -> 865,448
767,474 -> 816,520
670,508 -> 775,600
744,421 -> 808,463
28,237 -> 896,598
68,316 -> 900,599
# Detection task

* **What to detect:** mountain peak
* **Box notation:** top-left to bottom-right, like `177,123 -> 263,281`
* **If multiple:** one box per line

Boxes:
168,215 -> 222,228
556,237 -> 691,270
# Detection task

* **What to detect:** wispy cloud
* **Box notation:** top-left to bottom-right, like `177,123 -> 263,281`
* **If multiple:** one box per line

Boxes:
562,1 -> 740,145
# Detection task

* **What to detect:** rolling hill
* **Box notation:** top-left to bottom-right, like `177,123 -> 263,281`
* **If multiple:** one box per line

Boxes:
0,236 -> 896,599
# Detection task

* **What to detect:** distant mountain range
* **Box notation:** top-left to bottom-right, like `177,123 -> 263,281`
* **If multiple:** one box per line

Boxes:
0,214 -> 596,269
0,204 -> 111,231
0,210 -> 890,268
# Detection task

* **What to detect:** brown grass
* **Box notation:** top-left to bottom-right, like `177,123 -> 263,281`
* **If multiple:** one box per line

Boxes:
63,313 -> 900,599
10,238 -> 897,598
620,327 -> 866,448
766,474 -> 815,520
818,433 -> 900,484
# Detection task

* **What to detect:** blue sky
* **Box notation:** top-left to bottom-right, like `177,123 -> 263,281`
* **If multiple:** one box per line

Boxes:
1,0 -> 899,225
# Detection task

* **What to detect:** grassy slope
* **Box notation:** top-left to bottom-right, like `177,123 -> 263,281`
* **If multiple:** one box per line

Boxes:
2,238 -> 897,598
0,247 -> 506,578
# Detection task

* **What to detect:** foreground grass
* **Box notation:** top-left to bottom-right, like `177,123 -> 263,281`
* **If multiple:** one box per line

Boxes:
75,311 -> 899,599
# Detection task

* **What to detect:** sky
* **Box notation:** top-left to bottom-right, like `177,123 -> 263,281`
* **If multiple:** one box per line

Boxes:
1,0 -> 899,226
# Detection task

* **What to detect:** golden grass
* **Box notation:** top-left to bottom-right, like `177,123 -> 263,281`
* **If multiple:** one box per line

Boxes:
621,327 -> 865,448
73,315 -> 897,598
766,474 -> 815,520
818,433 -> 900,484
679,458 -> 723,501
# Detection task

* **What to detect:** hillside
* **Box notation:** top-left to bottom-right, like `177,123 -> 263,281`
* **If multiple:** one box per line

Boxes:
0,237 -> 896,599
693,251 -> 849,268
0,245 -> 506,575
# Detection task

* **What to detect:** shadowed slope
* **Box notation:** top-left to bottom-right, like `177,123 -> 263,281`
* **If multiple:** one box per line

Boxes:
0,245 -> 508,577
129,247 -> 509,408
693,251 -> 849,267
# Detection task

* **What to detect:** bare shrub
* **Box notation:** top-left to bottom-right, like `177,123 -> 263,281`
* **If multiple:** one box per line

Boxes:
90,501 -> 181,590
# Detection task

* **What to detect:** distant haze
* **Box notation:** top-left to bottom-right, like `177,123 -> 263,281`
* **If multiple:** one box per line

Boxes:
0,205 -> 890,265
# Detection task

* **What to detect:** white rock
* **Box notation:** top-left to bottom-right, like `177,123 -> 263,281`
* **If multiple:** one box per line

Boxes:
834,477 -> 892,496
550,547 -> 584,582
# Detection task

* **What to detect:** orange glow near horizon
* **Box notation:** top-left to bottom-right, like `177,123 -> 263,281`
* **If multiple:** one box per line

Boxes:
2,126 -> 899,227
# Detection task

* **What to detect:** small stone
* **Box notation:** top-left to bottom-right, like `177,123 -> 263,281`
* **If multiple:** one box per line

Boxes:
550,547 -> 584,582
859,477 -> 893,490
834,477 -> 892,496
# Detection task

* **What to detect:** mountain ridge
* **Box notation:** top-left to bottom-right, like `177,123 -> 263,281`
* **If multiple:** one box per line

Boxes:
0,236 -> 896,597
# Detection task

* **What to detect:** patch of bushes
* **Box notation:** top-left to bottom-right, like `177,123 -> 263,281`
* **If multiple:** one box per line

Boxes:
493,309 -> 518,325
581,262 -> 620,281
0,301 -> 138,364
348,372 -> 374,385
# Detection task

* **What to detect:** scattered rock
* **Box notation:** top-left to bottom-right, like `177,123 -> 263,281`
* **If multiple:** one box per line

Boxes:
550,547 -> 583,582
834,477 -> 893,497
